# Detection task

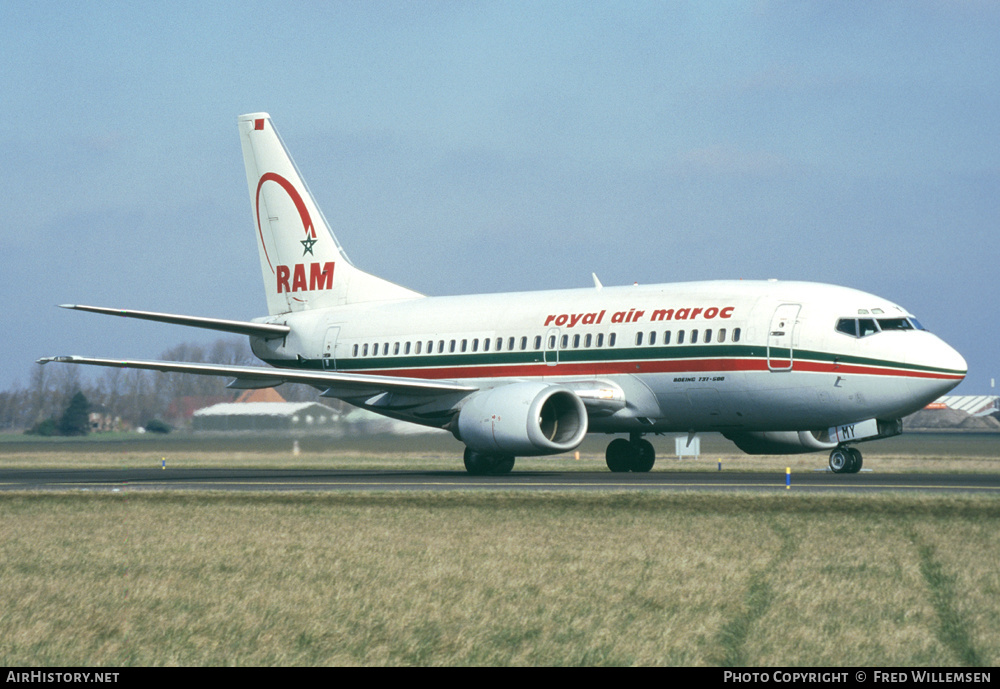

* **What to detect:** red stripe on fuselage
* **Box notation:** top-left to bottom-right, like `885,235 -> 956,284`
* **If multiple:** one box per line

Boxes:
302,357 -> 964,382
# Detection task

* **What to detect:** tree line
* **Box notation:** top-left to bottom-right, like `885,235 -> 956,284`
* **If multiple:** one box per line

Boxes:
0,338 -> 326,433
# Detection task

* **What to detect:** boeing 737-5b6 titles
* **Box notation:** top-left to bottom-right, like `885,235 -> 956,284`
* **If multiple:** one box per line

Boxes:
39,113 -> 968,475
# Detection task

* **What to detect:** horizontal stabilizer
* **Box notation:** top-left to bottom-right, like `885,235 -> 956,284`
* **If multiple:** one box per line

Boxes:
36,355 -> 476,397
59,304 -> 290,339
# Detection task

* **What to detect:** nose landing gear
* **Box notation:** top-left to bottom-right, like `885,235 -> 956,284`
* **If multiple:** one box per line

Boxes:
829,446 -> 863,474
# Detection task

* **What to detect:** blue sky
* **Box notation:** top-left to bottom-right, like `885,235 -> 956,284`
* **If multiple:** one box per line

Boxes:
4,1 -> 998,393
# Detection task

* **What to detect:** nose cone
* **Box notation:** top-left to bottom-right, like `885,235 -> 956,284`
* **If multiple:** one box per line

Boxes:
912,334 -> 967,396
942,343 -> 968,382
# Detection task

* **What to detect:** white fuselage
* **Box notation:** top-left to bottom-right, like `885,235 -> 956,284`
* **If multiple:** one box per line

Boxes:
249,279 -> 967,435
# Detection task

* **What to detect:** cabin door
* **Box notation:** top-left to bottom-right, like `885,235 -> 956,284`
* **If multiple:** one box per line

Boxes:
323,326 -> 340,370
767,304 -> 800,371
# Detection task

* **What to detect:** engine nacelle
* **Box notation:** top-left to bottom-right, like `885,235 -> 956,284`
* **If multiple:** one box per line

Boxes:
723,430 -> 839,455
455,382 -> 588,456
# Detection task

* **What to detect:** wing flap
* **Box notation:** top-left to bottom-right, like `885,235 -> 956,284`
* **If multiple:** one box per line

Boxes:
37,355 -> 476,397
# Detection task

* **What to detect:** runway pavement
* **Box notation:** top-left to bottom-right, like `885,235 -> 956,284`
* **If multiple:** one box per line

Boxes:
2,467 -> 998,493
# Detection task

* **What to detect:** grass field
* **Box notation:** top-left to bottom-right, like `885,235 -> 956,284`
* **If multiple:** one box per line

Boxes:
2,430 -> 999,472
1,432 -> 998,666
0,491 -> 997,666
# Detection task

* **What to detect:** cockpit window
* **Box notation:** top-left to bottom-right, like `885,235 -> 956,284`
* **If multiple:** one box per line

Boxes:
859,319 -> 878,337
836,316 -> 923,338
877,318 -> 913,331
836,319 -> 858,337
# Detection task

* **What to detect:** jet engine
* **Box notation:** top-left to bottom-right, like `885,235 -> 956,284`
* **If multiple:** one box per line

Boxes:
455,382 -> 588,456
723,430 -> 839,455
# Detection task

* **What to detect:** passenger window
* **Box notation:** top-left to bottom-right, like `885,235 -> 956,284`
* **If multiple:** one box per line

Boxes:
691,330 -> 699,344
733,328 -> 741,343
393,342 -> 400,355
415,341 -> 422,355
609,333 -> 617,347
677,330 -> 685,345
520,337 -> 527,350
573,334 -> 580,348
534,336 -> 542,350
635,332 -> 643,346
449,340 -> 456,353
704,329 -> 712,343
382,343 -> 389,356
649,331 -> 656,346
561,335 -> 568,349
663,331 -> 671,345
352,344 -> 359,357
718,329 -> 726,343
548,335 -> 556,349
508,337 -> 515,350
362,344 -> 369,356
372,342 -> 379,356
482,338 -> 489,352
584,334 -> 592,348
596,334 -> 604,348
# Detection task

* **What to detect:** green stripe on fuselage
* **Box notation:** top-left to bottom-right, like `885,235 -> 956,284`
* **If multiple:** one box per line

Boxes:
263,344 -> 963,378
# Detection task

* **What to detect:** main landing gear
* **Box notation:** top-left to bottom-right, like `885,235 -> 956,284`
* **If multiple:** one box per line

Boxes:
829,446 -> 863,474
605,434 -> 656,473
463,448 -> 516,476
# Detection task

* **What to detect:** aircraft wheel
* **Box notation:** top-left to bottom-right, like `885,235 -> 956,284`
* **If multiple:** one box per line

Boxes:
606,438 -> 632,472
464,448 -> 515,476
464,448 -> 490,475
848,448 -> 863,474
493,455 -> 515,475
629,438 -> 656,472
829,447 -> 852,474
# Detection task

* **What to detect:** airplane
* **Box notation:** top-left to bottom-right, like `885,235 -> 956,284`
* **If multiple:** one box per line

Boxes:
38,112 -> 968,475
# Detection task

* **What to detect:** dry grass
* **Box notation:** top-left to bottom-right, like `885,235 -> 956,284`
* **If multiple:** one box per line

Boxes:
1,431 -> 998,472
0,492 -> 997,666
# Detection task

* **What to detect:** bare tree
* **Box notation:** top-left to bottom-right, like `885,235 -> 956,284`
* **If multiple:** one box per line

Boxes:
4,336 -> 342,431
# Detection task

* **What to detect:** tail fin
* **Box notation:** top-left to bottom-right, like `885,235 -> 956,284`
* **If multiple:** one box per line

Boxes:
238,112 -> 422,315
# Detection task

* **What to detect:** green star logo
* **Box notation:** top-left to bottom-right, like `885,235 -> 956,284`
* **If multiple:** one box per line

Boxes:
301,236 -> 318,256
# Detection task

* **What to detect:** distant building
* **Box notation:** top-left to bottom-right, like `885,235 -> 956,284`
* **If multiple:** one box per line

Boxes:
909,395 -> 1000,431
168,395 -> 232,423
88,404 -> 121,433
191,388 -> 443,436
924,396 -> 999,417
192,400 -> 340,432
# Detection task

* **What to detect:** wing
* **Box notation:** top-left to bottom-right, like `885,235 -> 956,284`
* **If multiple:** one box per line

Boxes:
36,355 -> 477,398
